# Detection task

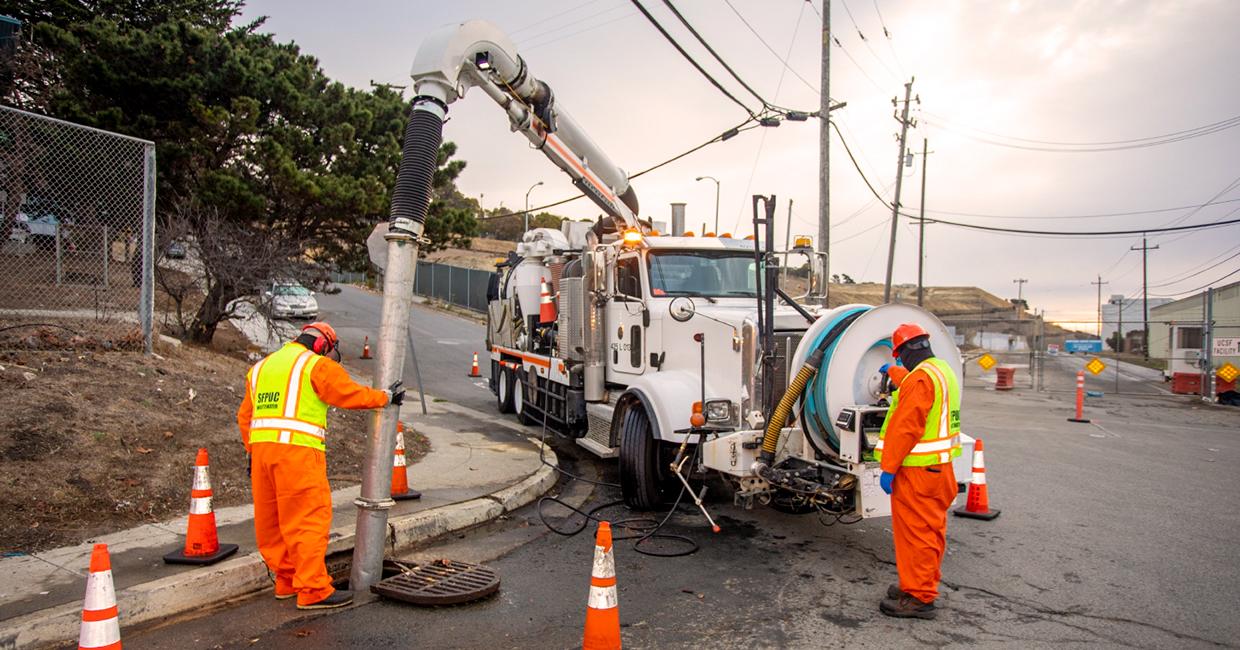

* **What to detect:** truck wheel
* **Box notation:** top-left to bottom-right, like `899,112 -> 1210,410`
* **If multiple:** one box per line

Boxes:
619,405 -> 667,510
496,365 -> 515,413
514,369 -> 538,426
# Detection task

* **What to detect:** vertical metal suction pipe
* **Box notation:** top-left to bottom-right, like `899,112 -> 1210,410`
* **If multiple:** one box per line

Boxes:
351,85 -> 447,592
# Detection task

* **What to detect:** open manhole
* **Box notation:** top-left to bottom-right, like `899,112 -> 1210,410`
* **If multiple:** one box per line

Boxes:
371,559 -> 500,606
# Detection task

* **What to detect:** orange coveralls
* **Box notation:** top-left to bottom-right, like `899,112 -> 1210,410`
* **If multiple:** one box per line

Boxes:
880,369 -> 958,604
237,352 -> 388,606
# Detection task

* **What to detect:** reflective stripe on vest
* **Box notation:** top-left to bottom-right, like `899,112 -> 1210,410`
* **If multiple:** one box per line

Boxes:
874,357 -> 962,466
248,343 -> 328,451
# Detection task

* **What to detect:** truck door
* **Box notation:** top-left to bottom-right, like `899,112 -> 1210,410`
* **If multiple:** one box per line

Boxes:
606,252 -> 646,378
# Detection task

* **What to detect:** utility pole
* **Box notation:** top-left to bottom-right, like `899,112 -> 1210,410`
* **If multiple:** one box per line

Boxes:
1013,278 -> 1028,318
1091,275 -> 1108,341
1131,235 -> 1159,360
882,78 -> 916,303
818,0 -> 831,305
916,139 -> 931,307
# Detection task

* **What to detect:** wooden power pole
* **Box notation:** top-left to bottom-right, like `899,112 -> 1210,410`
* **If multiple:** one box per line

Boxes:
882,78 -> 916,303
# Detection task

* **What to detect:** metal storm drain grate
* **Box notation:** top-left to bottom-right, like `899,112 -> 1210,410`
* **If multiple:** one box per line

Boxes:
371,559 -> 500,606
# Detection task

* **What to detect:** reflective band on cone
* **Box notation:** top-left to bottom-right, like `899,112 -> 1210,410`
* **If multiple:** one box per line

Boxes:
79,543 -> 121,650
954,439 -> 1000,521
583,521 -> 621,650
164,448 -> 239,565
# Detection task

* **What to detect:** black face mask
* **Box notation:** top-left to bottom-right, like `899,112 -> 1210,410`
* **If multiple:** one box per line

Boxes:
898,340 -> 934,371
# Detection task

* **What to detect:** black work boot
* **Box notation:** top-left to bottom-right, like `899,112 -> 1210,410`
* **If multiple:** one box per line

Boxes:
298,589 -> 354,610
887,583 -> 903,600
880,593 -> 937,619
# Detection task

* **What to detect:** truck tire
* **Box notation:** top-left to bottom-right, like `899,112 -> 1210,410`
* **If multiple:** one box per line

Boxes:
514,369 -> 538,426
619,405 -> 666,510
496,366 -> 515,413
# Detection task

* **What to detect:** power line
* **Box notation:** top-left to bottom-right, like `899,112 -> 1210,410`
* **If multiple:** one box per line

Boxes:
921,109 -> 1240,147
514,2 -> 627,44
838,0 -> 900,82
1148,247 -> 1240,289
1149,267 -> 1240,298
829,120 -> 1240,238
870,0 -> 907,78
628,0 -> 759,118
722,0 -> 820,98
523,11 -> 638,51
922,114 -> 1240,153
507,0 -> 612,37
920,196 -> 1240,221
478,119 -> 759,222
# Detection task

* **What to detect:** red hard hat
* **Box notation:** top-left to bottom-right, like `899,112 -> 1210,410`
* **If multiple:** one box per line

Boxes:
302,321 -> 338,348
891,322 -> 929,357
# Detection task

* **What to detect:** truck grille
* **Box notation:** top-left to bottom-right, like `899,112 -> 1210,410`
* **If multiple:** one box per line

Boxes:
757,331 -> 803,413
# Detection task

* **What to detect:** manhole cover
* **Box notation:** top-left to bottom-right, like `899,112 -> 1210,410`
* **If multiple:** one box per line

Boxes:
371,559 -> 500,606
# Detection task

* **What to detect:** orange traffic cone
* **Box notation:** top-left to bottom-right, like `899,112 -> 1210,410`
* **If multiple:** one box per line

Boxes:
391,422 -> 421,501
164,448 -> 239,565
79,544 -> 121,650
538,279 -> 557,324
953,439 -> 1001,521
361,336 -> 372,359
467,352 -> 481,378
583,521 -> 621,650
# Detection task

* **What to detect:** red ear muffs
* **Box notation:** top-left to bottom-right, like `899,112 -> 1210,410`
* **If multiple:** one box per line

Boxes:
313,335 -> 332,356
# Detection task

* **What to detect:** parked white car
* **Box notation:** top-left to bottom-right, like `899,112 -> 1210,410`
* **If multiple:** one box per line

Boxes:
265,281 -> 319,319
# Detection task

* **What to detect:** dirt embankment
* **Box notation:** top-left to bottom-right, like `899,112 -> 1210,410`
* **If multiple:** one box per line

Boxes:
0,334 -> 428,553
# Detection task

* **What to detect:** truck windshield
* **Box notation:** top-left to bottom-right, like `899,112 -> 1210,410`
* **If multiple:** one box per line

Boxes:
647,250 -> 757,298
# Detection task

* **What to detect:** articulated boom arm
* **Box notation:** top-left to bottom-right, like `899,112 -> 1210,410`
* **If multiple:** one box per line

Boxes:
410,20 -> 641,229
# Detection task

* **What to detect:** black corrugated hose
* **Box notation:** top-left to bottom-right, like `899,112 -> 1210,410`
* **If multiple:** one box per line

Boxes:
388,99 -> 445,229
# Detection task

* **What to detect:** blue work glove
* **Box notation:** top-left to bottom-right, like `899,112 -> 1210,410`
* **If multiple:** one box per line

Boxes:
879,363 -> 892,376
880,471 -> 895,495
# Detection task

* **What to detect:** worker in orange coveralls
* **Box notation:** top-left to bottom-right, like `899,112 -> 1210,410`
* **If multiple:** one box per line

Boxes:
237,322 -> 404,610
875,322 -> 962,619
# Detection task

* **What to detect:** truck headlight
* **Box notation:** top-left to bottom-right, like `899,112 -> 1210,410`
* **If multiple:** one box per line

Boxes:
704,399 -> 733,423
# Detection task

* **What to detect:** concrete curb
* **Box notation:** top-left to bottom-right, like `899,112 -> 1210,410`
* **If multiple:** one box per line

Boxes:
0,451 -> 557,650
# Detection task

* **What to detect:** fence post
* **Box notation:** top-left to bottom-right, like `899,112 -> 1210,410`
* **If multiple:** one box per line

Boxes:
140,143 -> 157,354
55,222 -> 63,285
465,267 -> 472,310
101,224 -> 109,288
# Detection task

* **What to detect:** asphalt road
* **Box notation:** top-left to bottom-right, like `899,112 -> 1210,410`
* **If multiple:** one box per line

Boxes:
134,296 -> 1240,648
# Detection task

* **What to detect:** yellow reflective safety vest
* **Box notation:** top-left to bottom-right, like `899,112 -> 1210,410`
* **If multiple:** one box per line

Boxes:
246,343 -> 329,451
875,357 -> 962,466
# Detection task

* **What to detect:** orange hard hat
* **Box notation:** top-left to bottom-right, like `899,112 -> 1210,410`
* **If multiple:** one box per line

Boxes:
302,321 -> 338,349
891,322 -> 929,357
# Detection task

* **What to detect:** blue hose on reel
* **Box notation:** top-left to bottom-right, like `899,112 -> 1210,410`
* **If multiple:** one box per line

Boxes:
799,306 -> 870,457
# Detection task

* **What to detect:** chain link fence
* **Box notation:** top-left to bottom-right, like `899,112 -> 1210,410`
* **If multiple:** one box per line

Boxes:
0,106 -> 155,352
413,261 -> 493,312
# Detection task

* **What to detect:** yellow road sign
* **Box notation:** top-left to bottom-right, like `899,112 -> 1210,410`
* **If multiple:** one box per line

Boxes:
1085,357 -> 1106,376
1218,362 -> 1239,384
978,354 -> 996,371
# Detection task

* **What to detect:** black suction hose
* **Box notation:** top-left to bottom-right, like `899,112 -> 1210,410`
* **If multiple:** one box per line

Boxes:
388,98 -> 446,231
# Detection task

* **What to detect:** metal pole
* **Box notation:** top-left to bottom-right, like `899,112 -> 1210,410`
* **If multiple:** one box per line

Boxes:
1092,275 -> 1108,339
1117,299 -> 1124,354
101,224 -> 109,288
1204,287 -> 1215,402
524,181 -> 543,233
818,0 -> 831,306
917,138 -> 928,306
406,323 -> 429,415
1132,235 -> 1158,361
352,91 -> 444,592
882,78 -> 914,303
140,144 -> 156,354
55,222 -> 62,285
695,176 -> 720,233
783,198 -> 793,283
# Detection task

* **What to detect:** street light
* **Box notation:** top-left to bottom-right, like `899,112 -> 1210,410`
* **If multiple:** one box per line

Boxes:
695,176 -> 720,234
524,181 -> 544,232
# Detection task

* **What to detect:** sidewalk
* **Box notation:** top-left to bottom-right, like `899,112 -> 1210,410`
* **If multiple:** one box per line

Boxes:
0,398 -> 555,650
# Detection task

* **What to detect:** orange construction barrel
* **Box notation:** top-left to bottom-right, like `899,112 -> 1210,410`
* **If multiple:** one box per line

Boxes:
995,367 -> 1016,391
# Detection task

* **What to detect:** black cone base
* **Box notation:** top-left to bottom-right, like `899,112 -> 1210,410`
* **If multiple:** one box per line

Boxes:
393,489 -> 422,501
1067,417 -> 1091,423
164,543 -> 239,566
953,507 -> 1001,521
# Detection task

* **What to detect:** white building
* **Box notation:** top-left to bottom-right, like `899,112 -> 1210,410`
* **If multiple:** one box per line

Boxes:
1100,294 -> 1172,344
1149,281 -> 1240,377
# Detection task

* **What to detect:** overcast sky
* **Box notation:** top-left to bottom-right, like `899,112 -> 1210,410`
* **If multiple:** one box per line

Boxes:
238,0 -> 1240,329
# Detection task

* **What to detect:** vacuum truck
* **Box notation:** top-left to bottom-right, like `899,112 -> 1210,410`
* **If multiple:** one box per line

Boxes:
409,20 -> 975,518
